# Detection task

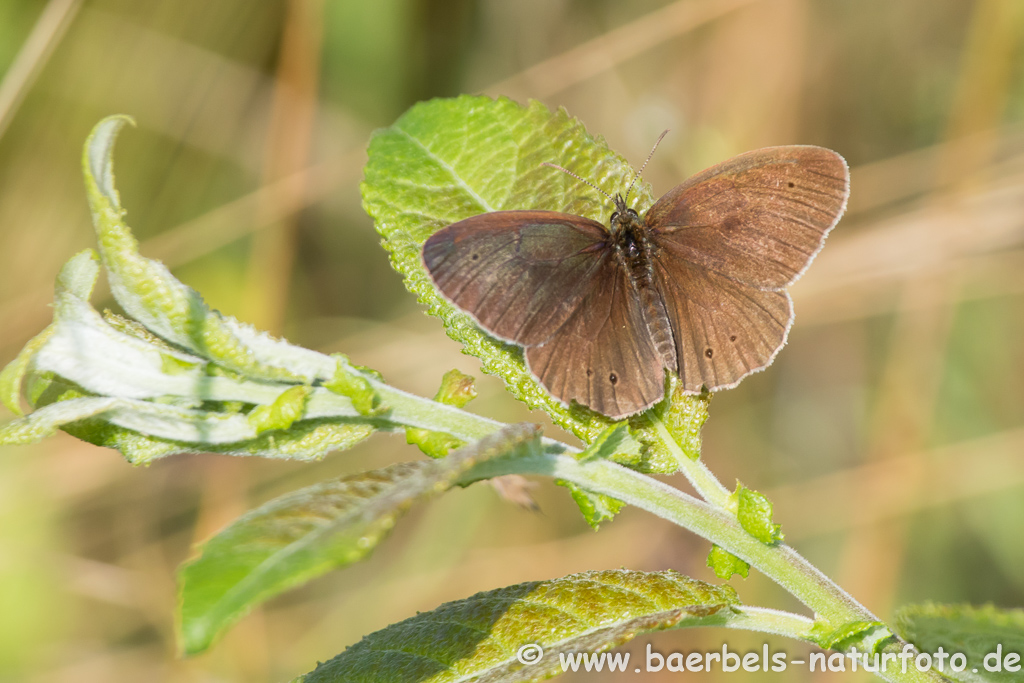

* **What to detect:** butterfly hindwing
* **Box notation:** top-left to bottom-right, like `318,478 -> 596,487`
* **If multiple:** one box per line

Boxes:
526,249 -> 665,419
652,258 -> 792,392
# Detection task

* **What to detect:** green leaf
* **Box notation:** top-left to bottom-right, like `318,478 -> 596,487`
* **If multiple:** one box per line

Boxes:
404,428 -> 462,459
247,385 -> 312,435
324,354 -> 384,416
707,545 -> 750,580
895,603 -> 1024,682
433,368 -> 476,408
25,277 -> 360,447
559,480 -> 625,530
66,415 -> 373,465
555,425 -> 635,527
5,248 -> 379,460
577,424 -> 632,463
82,114 -> 335,384
294,569 -> 739,683
178,423 -> 542,655
629,380 -> 711,473
406,369 -> 478,458
362,95 -> 656,443
10,370 -> 375,464
0,325 -> 54,416
0,248 -> 99,415
0,396 -> 121,444
732,483 -> 784,544
810,619 -> 889,651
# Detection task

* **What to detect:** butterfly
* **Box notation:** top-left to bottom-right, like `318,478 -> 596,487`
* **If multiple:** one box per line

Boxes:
422,140 -> 849,420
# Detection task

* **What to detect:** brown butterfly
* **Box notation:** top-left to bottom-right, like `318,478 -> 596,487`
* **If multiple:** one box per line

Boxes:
422,143 -> 849,420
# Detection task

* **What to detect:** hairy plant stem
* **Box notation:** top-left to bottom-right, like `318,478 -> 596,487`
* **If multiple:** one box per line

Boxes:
369,378 -> 949,682
462,451 -> 945,683
646,412 -> 732,505
371,377 -> 865,624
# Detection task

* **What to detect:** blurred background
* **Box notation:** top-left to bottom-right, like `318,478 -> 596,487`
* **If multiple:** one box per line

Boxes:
1,0 -> 1024,680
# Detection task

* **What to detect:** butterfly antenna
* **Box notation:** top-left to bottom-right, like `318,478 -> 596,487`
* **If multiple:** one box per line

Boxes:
624,129 -> 669,203
542,162 -> 614,203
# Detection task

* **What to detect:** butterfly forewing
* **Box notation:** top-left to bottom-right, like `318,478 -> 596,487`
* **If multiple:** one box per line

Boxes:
526,251 -> 665,419
423,211 -> 609,346
646,146 -> 849,290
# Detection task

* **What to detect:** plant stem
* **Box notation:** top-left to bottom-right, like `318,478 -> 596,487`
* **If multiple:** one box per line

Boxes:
465,452 -> 947,683
379,380 -> 865,627
468,453 -> 870,624
367,382 -> 863,625
291,376 -> 951,681
647,412 -> 732,506
304,378 -> 939,678
714,606 -> 815,640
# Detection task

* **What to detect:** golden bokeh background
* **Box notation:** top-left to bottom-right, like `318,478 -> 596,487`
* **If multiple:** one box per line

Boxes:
2,0 -> 1024,681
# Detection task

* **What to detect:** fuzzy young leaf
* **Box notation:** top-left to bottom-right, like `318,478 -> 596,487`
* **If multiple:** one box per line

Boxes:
13,371 -> 374,464
83,115 -> 336,384
405,426 -> 464,459
629,381 -> 711,473
0,248 -> 99,415
247,385 -> 312,435
895,603 -> 1024,682
559,480 -> 625,530
8,257 -> 374,460
555,425 -> 634,526
0,324 -> 54,416
294,569 -> 738,683
178,423 -> 542,655
0,119 -> 399,460
732,484 -> 784,544
707,545 -> 750,580
324,354 -> 383,416
434,368 -> 477,407
362,95 -> 659,443
406,369 -> 478,457
0,396 -> 121,444
809,619 -> 889,651
64,412 -> 372,465
577,424 -> 632,463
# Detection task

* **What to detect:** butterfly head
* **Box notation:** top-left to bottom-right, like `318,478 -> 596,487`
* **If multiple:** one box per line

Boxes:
541,130 -> 668,235
609,130 -> 668,232
609,193 -> 641,235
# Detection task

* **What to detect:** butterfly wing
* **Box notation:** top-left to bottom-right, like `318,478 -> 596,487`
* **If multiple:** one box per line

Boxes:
423,211 -> 609,345
652,260 -> 792,391
646,146 -> 849,289
646,146 -> 848,391
525,251 -> 665,419
423,210 -> 664,418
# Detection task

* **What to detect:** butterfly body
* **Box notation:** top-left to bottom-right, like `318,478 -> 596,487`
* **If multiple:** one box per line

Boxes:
422,146 -> 849,420
607,197 -> 679,376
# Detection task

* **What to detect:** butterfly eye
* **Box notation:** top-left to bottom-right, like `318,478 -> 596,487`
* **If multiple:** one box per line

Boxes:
610,211 -> 620,223
627,208 -> 639,218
